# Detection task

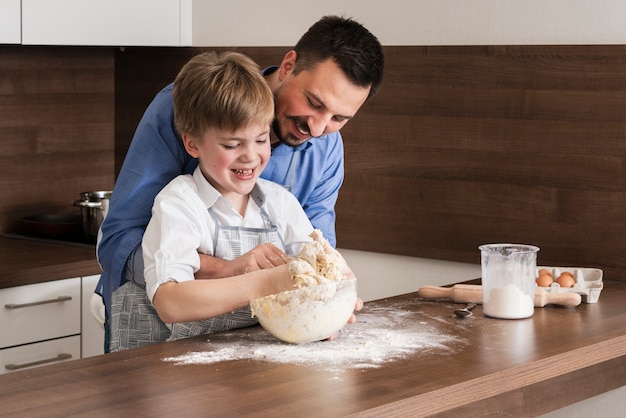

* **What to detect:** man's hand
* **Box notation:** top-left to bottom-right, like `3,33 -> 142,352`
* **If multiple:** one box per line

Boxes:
195,243 -> 290,279
347,297 -> 364,324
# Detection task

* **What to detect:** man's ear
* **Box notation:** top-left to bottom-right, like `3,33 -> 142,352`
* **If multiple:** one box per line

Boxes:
182,134 -> 200,158
278,50 -> 297,81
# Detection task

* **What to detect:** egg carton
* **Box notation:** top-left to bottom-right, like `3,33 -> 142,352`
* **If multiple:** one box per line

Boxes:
536,266 -> 603,303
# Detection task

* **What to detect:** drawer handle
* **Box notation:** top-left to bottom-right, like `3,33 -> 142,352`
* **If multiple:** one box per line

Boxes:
5,353 -> 72,371
4,295 -> 73,310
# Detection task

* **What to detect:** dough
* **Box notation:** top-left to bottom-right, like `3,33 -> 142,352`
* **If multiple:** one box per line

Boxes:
249,230 -> 357,344
289,229 -> 350,287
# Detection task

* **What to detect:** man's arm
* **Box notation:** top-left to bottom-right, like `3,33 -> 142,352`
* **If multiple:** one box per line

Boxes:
97,84 -> 193,292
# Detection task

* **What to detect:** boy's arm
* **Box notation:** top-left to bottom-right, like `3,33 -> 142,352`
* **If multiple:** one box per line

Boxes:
153,264 -> 294,323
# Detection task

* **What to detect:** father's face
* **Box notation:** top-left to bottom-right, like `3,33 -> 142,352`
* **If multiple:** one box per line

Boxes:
271,54 -> 370,147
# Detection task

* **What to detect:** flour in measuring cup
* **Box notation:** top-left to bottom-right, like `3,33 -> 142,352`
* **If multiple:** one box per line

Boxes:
484,284 -> 534,319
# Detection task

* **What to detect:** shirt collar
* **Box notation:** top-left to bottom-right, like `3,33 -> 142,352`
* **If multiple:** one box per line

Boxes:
262,66 -> 279,77
193,167 -> 220,207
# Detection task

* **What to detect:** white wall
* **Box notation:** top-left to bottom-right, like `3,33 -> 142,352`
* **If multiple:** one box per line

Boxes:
338,248 -> 480,302
191,0 -> 626,46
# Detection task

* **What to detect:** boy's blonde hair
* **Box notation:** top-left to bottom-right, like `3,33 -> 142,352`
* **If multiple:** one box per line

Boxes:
173,51 -> 274,138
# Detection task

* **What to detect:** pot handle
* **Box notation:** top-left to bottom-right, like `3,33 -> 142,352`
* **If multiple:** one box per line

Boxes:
73,200 -> 104,209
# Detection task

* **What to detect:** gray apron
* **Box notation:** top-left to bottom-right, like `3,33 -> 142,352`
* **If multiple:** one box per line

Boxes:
168,207 -> 285,341
109,197 -> 285,352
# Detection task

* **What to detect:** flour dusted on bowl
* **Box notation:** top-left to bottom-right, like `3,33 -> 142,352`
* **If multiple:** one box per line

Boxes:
250,230 -> 357,344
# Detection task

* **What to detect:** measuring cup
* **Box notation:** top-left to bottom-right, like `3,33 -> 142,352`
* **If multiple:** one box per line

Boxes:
479,244 -> 539,319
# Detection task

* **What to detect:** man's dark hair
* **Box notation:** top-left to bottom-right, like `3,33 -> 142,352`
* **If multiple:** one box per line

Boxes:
294,15 -> 384,100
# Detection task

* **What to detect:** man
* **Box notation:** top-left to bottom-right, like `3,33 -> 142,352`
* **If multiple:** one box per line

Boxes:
96,15 -> 384,351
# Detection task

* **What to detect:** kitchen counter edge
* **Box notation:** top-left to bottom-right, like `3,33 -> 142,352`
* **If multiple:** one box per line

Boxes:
0,236 -> 101,288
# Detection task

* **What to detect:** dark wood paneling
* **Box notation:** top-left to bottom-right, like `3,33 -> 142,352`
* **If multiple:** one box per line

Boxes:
0,46 -> 115,234
114,45 -> 626,281
337,45 -> 626,280
6,44 -> 626,282
114,47 -> 288,175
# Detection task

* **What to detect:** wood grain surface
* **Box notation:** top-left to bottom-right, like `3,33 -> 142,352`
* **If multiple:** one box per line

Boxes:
0,237 -> 100,287
1,279 -> 625,417
337,45 -> 626,280
0,46 -> 115,234
114,46 -> 286,175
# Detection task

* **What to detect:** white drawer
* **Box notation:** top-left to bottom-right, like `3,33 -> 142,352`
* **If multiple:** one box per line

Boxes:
0,278 -> 81,348
0,335 -> 80,374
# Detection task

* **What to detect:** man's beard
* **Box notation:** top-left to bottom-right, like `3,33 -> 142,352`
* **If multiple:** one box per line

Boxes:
272,118 -> 306,148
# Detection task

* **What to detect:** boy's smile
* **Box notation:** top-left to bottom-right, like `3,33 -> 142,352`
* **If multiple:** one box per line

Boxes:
182,122 -> 271,208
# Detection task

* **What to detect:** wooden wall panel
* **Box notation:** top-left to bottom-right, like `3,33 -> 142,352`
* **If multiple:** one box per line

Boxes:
0,46 -> 115,234
114,47 -> 287,176
114,45 -> 626,281
337,45 -> 626,280
5,44 -> 625,282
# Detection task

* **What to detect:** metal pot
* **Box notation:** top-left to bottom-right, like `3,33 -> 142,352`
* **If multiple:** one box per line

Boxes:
73,191 -> 112,241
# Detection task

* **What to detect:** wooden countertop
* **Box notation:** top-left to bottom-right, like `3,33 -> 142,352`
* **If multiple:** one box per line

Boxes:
0,236 -> 101,288
2,280 -> 625,417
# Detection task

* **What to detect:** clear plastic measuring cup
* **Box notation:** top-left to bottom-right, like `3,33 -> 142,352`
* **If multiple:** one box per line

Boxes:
479,244 -> 540,319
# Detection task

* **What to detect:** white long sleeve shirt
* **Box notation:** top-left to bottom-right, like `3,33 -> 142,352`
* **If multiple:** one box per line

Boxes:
143,167 -> 314,302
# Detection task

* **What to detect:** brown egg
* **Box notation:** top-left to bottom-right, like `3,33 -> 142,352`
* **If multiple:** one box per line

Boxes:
536,274 -> 554,287
538,268 -> 552,277
561,271 -> 574,278
556,273 -> 576,288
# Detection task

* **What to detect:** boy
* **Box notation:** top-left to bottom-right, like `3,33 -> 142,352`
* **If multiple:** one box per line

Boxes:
110,52 -> 315,350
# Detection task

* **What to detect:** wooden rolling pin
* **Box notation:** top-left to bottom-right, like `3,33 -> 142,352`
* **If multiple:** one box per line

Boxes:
417,284 -> 582,307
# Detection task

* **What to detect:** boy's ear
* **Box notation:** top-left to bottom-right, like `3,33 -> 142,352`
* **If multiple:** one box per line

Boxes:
182,134 -> 200,158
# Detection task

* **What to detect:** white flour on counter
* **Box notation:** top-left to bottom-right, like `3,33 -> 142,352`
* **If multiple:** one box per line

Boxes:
162,306 -> 463,372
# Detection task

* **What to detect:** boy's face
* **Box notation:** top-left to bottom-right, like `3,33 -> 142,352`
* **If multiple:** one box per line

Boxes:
183,122 -> 271,199
272,53 -> 370,147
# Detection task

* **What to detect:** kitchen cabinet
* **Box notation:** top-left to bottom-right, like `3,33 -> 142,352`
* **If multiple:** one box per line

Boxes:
0,0 -> 20,44
8,1 -> 626,47
0,278 -> 81,374
0,237 -> 103,371
0,277 -> 81,348
0,274 -> 104,374
0,337 -> 81,374
21,0 -> 192,46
